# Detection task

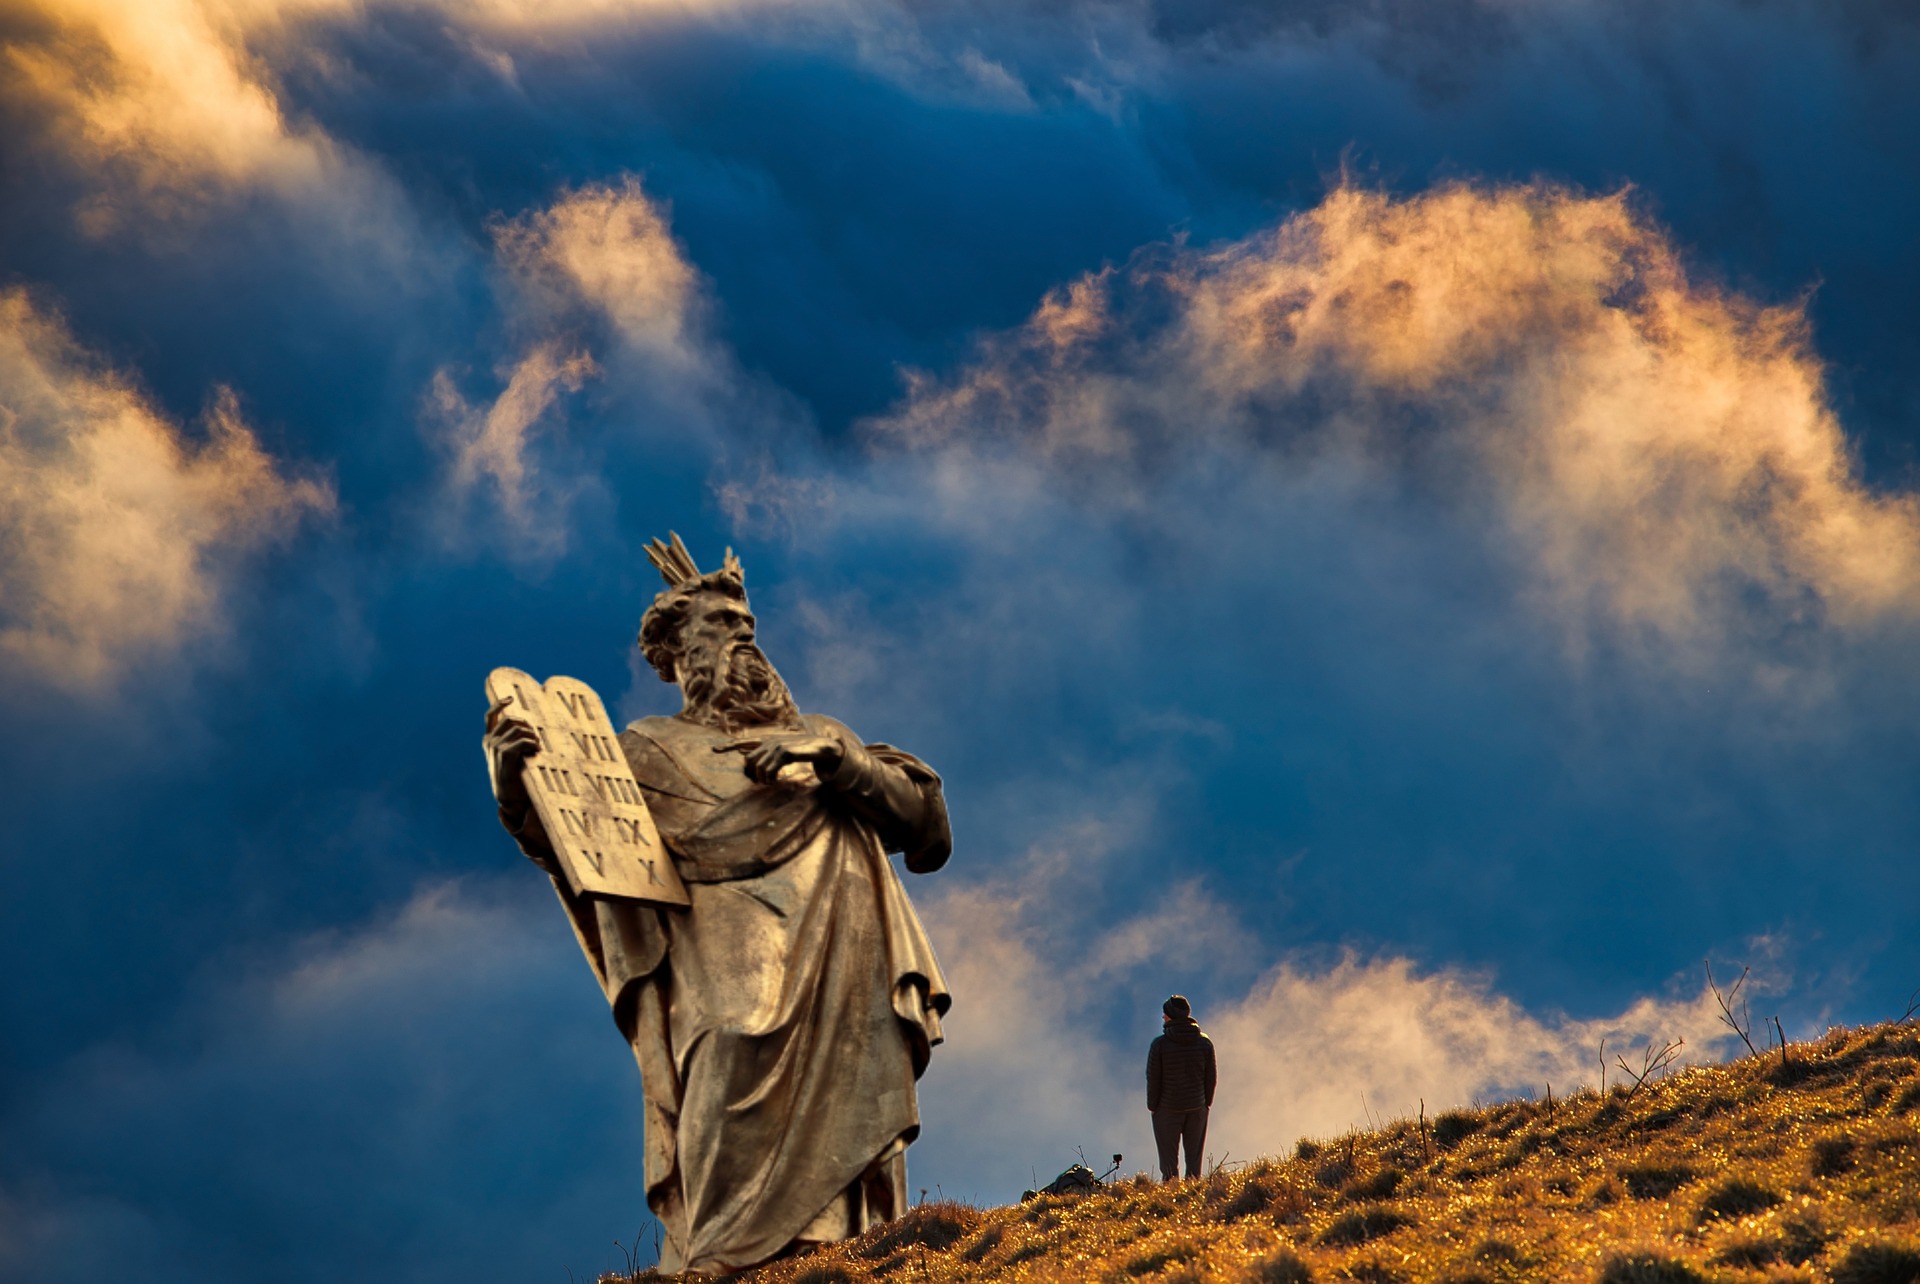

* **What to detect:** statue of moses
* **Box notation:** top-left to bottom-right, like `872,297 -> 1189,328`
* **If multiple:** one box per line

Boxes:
482,535 -> 953,1273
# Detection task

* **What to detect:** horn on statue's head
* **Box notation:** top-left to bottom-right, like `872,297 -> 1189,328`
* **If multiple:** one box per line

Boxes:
645,532 -> 746,592
644,532 -> 702,587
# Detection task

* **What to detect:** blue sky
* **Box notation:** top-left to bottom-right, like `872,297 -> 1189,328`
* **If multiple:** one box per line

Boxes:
2,2 -> 1918,1280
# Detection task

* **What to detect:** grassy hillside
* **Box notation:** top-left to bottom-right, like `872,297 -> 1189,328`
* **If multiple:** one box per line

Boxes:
615,1021 -> 1920,1283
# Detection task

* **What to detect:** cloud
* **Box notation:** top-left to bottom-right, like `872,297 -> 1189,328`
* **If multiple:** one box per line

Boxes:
0,289 -> 333,689
868,182 -> 1920,658
1207,955 -> 1736,1157
425,176 -> 721,557
2,0 -> 360,225
912,817 -> 1745,1198
428,344 -> 598,557
493,177 -> 709,372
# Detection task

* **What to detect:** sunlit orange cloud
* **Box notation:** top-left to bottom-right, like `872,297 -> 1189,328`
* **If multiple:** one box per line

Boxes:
2,0 -> 359,222
493,176 -> 707,369
874,183 -> 1920,650
0,0 -> 740,224
0,290 -> 333,688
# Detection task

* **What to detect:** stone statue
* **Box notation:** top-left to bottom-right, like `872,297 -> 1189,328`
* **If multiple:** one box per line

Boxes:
482,534 -> 953,1274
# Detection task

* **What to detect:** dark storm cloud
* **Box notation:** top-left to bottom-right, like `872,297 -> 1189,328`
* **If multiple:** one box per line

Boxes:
2,0 -> 1918,1278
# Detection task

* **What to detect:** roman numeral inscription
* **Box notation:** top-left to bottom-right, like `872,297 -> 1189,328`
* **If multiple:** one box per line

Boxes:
485,667 -> 687,907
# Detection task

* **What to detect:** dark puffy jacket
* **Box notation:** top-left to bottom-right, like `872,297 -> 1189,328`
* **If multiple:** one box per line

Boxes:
1146,1019 -> 1216,1112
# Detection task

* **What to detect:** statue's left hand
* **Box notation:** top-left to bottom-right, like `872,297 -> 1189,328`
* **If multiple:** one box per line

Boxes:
716,732 -> 846,785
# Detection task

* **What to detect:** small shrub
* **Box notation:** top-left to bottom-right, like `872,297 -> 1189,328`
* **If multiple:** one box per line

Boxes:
1343,1168 -> 1404,1202
1473,1238 -> 1520,1263
1865,1081 -> 1894,1109
1618,1162 -> 1698,1199
792,1265 -> 854,1284
1484,1104 -> 1531,1139
1775,1212 -> 1836,1265
1890,1081 -> 1920,1116
1769,1058 -> 1814,1087
1587,1174 -> 1625,1205
1595,1251 -> 1708,1283
1295,1138 -> 1323,1160
1314,1155 -> 1355,1188
1223,1174 -> 1303,1222
1004,1240 -> 1049,1266
1023,1198 -> 1063,1225
858,1203 -> 978,1257
1829,1241 -> 1920,1284
1697,1177 -> 1783,1222
1318,1208 -> 1414,1246
1432,1111 -> 1482,1150
958,1227 -> 1002,1263
1244,1247 -> 1314,1283
1710,1237 -> 1778,1268
1814,1136 -> 1859,1176
1339,1260 -> 1407,1283
1125,1241 -> 1200,1276
1631,1104 -> 1688,1133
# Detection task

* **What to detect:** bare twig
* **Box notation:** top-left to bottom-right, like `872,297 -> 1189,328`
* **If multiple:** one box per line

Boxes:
1613,1038 -> 1684,1099
1419,1099 -> 1431,1162
1773,1016 -> 1790,1067
1706,961 -> 1761,1058
1599,1037 -> 1606,1095
615,1228 -> 645,1278
1900,986 -> 1920,1025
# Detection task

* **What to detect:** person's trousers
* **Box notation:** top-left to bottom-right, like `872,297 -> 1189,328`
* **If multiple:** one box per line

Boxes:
1151,1107 -> 1209,1180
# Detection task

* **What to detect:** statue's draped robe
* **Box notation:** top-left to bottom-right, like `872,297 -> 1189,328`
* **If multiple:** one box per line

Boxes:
507,713 -> 951,1274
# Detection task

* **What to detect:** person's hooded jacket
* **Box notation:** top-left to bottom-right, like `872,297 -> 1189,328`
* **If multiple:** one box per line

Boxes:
1146,1017 -> 1216,1112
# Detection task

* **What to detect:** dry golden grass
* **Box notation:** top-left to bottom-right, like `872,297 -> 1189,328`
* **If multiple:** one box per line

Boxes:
610,1021 -> 1920,1284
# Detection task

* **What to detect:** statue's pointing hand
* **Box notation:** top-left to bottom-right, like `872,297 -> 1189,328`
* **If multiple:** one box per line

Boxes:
716,732 -> 846,786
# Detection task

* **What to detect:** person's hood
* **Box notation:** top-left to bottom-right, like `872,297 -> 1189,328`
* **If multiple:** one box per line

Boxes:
1162,1018 -> 1202,1041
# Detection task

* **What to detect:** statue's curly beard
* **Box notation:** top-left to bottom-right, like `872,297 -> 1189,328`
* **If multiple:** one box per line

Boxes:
680,640 -> 805,734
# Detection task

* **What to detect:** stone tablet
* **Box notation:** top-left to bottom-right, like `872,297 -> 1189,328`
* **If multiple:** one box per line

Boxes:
485,667 -> 689,906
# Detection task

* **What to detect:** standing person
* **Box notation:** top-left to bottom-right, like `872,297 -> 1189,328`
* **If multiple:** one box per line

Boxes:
1146,994 -> 1216,1181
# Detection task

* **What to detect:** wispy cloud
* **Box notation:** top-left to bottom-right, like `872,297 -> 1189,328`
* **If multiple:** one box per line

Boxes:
869,182 -> 1920,661
0,290 -> 332,689
427,345 -> 598,558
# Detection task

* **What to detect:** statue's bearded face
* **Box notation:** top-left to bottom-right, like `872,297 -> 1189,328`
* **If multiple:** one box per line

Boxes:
674,590 -> 803,732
